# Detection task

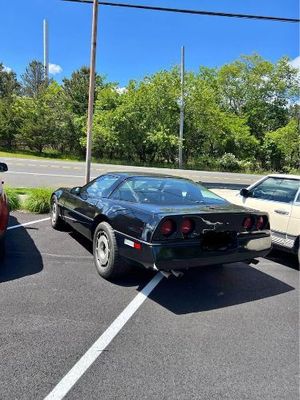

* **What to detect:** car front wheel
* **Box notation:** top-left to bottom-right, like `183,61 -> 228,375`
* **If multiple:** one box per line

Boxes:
93,222 -> 127,280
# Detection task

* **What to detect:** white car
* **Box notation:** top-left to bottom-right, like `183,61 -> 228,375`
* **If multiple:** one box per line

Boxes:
230,174 -> 300,266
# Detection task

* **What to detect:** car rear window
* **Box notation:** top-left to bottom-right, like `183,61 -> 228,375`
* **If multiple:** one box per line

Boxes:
110,177 -> 227,205
250,177 -> 300,203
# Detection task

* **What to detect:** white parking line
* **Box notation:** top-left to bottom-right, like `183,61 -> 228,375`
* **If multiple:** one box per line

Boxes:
44,272 -> 164,400
7,217 -> 50,230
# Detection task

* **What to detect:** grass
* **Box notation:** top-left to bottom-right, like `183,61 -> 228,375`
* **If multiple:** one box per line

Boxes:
5,187 -> 21,211
5,187 -> 53,214
23,188 -> 53,213
0,149 -> 82,162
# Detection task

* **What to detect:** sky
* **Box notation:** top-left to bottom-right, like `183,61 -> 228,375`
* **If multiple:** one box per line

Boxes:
0,0 -> 299,86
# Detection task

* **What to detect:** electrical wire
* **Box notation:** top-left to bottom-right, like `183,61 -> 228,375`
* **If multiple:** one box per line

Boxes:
62,0 -> 300,23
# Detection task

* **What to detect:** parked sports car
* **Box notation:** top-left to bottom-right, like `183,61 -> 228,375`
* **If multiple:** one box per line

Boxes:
51,173 -> 272,279
0,162 -> 9,258
230,174 -> 300,266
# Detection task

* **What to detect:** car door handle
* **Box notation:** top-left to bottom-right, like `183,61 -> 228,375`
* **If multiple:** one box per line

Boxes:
274,209 -> 289,215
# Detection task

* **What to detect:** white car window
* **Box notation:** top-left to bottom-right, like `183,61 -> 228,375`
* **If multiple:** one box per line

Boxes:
250,177 -> 300,204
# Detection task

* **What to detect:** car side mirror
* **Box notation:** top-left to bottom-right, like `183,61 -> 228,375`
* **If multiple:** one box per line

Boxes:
240,188 -> 250,198
0,162 -> 8,172
71,186 -> 81,195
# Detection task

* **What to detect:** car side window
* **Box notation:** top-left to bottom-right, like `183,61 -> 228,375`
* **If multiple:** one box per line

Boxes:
295,190 -> 300,203
83,175 -> 119,198
110,180 -> 138,203
250,178 -> 300,204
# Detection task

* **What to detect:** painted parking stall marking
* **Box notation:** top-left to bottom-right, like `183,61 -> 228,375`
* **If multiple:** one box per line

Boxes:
8,217 -> 50,230
44,272 -> 164,400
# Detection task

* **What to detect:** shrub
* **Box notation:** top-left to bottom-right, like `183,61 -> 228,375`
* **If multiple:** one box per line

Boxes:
219,153 -> 241,172
189,156 -> 220,171
5,187 -> 21,211
23,188 -> 53,213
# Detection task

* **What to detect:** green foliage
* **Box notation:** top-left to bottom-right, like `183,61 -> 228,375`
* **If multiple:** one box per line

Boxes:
217,54 -> 299,141
0,63 -> 20,98
0,97 -> 22,149
23,188 -> 53,213
263,119 -> 300,171
63,66 -> 105,115
5,187 -> 21,211
0,55 -> 299,173
21,60 -> 48,98
219,153 -> 241,172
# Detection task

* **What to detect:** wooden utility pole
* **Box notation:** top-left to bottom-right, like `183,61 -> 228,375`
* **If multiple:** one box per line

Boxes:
85,0 -> 99,184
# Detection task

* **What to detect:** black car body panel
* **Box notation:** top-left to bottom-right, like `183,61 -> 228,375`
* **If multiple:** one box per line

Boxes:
53,173 -> 272,271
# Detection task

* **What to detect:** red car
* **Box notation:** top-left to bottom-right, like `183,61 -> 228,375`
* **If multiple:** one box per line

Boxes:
0,162 -> 9,258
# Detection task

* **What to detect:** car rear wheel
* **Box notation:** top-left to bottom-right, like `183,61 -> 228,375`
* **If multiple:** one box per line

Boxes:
50,196 -> 66,230
93,222 -> 127,280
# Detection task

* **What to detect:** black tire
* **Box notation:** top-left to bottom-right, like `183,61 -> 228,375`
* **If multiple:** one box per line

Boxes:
298,242 -> 300,269
50,196 -> 67,230
93,221 -> 127,280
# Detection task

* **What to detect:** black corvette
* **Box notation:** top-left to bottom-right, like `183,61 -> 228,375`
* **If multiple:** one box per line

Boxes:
51,173 -> 272,279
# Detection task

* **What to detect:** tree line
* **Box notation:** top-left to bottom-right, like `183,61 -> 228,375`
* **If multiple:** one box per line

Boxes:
0,54 -> 299,172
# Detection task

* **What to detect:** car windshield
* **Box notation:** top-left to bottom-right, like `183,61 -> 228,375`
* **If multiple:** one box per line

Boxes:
111,177 -> 228,205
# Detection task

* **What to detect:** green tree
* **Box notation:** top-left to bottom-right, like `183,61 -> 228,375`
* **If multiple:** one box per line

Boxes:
92,70 -> 180,163
184,72 -> 255,164
16,83 -> 75,154
0,64 -> 21,148
217,55 -> 299,139
0,98 -> 22,149
63,66 -> 105,115
21,60 -> 47,98
0,63 -> 20,98
263,119 -> 300,171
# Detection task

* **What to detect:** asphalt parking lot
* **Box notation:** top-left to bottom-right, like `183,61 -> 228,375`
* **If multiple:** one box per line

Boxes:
1,212 -> 299,400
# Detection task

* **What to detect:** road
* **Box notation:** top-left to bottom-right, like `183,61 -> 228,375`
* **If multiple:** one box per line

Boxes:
0,212 -> 298,400
1,156 -> 263,189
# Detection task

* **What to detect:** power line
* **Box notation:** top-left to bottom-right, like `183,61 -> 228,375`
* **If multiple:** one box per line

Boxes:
62,0 -> 300,23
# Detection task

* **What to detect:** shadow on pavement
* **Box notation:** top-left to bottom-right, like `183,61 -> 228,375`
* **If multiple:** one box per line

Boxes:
68,229 -> 296,304
69,230 -> 92,254
70,229 -> 156,288
147,263 -> 295,315
0,215 -> 43,282
266,249 -> 298,270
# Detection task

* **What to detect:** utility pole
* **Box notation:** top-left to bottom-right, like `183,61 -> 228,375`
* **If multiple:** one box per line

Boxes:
178,45 -> 185,169
43,19 -> 49,83
85,0 -> 99,184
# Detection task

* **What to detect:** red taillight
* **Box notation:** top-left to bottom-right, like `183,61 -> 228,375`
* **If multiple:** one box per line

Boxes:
243,216 -> 254,230
256,216 -> 266,230
134,242 -> 142,250
180,218 -> 194,235
160,219 -> 176,236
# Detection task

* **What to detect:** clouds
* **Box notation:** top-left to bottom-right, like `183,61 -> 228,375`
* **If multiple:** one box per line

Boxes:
3,65 -> 12,73
289,56 -> 300,72
49,63 -> 62,75
115,87 -> 127,94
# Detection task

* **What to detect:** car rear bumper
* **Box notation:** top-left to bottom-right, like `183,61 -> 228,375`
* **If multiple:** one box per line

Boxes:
117,232 -> 272,271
